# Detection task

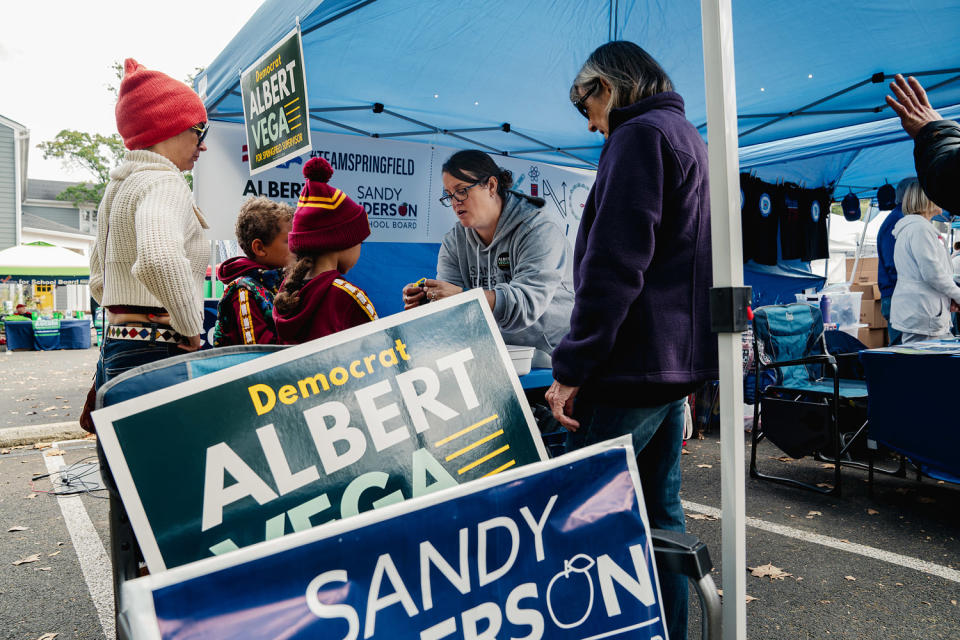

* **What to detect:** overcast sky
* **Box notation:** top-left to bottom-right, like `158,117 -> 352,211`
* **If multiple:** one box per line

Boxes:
0,0 -> 265,182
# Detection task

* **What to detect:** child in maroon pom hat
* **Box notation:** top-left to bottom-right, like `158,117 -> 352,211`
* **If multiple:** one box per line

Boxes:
273,157 -> 378,344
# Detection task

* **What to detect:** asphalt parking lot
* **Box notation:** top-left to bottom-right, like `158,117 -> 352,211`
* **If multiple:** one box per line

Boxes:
0,347 -> 957,639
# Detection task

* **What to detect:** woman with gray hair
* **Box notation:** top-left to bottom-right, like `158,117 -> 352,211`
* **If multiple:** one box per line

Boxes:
890,178 -> 960,343
545,41 -> 717,640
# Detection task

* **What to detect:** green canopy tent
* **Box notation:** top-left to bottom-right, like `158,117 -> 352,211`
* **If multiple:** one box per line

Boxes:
0,241 -> 89,284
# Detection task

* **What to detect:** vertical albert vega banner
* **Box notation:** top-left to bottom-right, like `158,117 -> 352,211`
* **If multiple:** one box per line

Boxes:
93,290 -> 547,572
240,25 -> 311,174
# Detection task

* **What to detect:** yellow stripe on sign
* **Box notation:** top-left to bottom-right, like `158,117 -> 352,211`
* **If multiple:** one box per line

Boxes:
458,445 -> 510,475
284,97 -> 300,108
434,414 -> 499,447
286,113 -> 301,122
290,123 -> 302,131
481,460 -> 516,478
445,429 -> 504,462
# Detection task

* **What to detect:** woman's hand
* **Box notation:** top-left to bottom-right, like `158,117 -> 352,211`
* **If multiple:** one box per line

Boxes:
886,74 -> 942,138
179,334 -> 203,352
402,282 -> 427,310
421,279 -> 463,303
545,380 -> 581,431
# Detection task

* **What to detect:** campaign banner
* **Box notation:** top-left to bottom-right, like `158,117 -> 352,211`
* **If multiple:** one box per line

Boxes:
120,437 -> 669,640
240,26 -> 311,174
93,289 -> 547,571
32,317 -> 60,337
193,123 -> 594,247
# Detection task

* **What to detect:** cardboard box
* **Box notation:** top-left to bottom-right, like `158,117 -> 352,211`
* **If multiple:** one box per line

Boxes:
857,326 -> 887,348
849,282 -> 881,300
859,299 -> 887,328
845,257 -> 879,283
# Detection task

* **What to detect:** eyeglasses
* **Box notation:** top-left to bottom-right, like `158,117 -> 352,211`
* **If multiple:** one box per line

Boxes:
439,180 -> 485,207
573,83 -> 597,118
191,123 -> 209,146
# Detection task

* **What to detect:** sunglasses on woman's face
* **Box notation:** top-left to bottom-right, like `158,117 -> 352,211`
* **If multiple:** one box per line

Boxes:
573,84 -> 597,118
191,123 -> 209,146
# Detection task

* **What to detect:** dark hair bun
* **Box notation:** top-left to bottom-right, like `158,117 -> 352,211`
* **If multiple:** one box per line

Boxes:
497,169 -> 513,191
303,157 -> 334,183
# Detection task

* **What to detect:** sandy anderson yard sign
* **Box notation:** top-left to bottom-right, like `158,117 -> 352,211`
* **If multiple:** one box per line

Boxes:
120,439 -> 669,640
240,25 -> 311,174
93,289 -> 547,572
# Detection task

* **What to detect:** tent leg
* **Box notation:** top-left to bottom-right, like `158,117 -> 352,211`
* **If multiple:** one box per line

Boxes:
701,0 -> 747,638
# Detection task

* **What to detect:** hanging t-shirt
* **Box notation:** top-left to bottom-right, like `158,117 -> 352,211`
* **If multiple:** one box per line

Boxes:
742,176 -> 780,265
739,174 -> 753,263
777,184 -> 803,260
801,187 -> 830,261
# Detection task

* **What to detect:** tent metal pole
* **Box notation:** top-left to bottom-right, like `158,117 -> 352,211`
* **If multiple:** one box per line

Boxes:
701,0 -> 746,638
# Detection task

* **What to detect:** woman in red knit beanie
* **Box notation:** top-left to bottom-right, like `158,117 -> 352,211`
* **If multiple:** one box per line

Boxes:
87,58 -> 212,603
90,57 -> 211,393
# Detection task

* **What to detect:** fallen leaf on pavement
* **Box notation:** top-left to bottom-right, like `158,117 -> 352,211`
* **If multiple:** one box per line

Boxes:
845,575 -> 856,581
47,551 -> 60,557
867,508 -> 879,515
951,599 -> 957,606
697,431 -> 705,440
821,463 -> 835,469
13,553 -> 41,565
44,449 -> 64,457
749,563 -> 792,580
41,406 -> 56,412
820,600 -> 831,604
840,538 -> 850,543
33,442 -> 52,450
24,493 -> 37,499
745,595 -> 757,603
816,482 -> 833,489
35,567 -> 51,571
806,511 -> 822,519
688,513 -> 718,521
35,634 -> 58,640
681,448 -> 690,455
0,448 -> 10,455
697,464 -> 713,468
7,526 -> 28,532
895,582 -> 903,586
771,455 -> 793,462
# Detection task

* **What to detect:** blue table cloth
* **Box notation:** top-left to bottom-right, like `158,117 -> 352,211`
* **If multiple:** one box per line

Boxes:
5,319 -> 92,351
860,343 -> 960,484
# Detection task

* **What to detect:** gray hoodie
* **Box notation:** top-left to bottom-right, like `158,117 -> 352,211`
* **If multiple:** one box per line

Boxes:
437,191 -> 574,366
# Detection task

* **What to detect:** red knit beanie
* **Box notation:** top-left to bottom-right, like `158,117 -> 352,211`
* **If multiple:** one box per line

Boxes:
115,58 -> 207,150
289,157 -> 370,254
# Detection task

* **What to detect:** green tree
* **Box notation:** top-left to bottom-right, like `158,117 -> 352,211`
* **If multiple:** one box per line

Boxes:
37,131 -> 125,206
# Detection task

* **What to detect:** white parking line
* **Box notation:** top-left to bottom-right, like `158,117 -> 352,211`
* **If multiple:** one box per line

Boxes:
44,443 -> 115,640
683,500 -> 960,584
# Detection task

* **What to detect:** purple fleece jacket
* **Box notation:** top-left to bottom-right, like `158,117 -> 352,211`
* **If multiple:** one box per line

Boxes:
551,91 -> 719,398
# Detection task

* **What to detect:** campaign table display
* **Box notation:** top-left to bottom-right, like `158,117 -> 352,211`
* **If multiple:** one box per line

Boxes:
859,342 -> 960,484
5,318 -> 92,351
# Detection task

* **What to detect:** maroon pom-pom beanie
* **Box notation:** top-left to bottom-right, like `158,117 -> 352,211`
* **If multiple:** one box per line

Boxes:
289,157 -> 370,254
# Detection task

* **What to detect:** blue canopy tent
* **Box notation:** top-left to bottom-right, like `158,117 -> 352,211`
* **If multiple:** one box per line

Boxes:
197,0 -> 960,313
198,0 -> 960,175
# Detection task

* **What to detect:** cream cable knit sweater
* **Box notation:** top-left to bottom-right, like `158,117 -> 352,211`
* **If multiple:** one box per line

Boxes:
89,150 -> 209,337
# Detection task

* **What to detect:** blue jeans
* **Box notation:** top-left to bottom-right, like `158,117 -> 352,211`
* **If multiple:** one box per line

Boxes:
95,337 -> 183,494
566,398 -> 688,640
95,337 -> 184,391
879,297 -> 901,346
